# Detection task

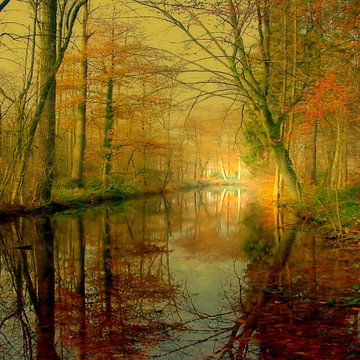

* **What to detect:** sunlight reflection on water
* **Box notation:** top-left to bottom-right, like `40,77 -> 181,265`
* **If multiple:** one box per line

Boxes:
0,187 -> 359,359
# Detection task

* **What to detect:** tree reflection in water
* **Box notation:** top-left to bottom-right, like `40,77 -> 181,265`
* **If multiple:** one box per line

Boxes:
0,188 -> 359,359
0,204 -> 181,359
0,215 -> 59,359
55,204 -> 182,359
212,204 -> 360,359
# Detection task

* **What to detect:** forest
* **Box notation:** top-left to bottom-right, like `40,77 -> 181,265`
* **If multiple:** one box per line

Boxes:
0,0 -> 359,359
0,0 -> 358,211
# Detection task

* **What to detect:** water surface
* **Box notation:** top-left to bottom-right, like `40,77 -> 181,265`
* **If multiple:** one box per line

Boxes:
0,187 -> 359,359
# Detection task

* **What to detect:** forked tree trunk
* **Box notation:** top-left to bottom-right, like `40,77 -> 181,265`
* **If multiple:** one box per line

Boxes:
257,102 -> 302,202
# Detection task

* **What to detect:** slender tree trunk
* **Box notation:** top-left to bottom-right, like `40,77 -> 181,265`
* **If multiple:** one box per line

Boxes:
162,150 -> 172,190
102,6 -> 117,187
34,0 -> 57,204
237,154 -> 241,180
287,9 -> 297,152
330,114 -> 342,188
193,158 -> 197,180
311,120 -> 318,185
220,157 -> 228,181
102,79 -> 114,186
343,122 -> 348,185
71,3 -> 89,187
161,108 -> 173,189
275,4 -> 289,203
179,140 -> 184,181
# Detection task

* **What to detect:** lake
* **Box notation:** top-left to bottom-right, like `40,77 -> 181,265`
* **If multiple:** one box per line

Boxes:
0,187 -> 359,359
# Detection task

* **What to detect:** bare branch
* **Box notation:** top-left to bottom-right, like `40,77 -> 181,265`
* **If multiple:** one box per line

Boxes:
0,0 -> 10,12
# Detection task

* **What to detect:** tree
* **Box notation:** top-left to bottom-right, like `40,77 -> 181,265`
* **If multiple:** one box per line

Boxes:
291,0 -> 359,188
132,0 -> 303,200
71,1 -> 90,187
34,0 -> 57,203
85,9 -> 174,187
1,0 -> 88,204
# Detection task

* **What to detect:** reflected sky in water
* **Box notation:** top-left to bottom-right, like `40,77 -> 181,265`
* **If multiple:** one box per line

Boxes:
0,187 -> 359,359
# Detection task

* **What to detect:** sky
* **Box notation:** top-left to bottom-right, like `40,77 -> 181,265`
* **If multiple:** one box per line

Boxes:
0,0 -> 232,115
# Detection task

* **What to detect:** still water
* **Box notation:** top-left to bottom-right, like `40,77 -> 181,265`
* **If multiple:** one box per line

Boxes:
0,187 -> 359,359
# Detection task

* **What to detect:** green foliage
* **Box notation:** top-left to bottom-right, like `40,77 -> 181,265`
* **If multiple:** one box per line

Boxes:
344,297 -> 360,305
344,284 -> 360,306
86,178 -> 102,190
325,284 -> 360,307
242,148 -> 262,168
242,123 -> 267,169
326,298 -> 337,307
52,177 -> 136,205
301,184 -> 360,236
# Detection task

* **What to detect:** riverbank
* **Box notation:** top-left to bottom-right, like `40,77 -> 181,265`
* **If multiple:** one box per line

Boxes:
0,179 -> 243,220
299,185 -> 360,241
1,180 -> 359,244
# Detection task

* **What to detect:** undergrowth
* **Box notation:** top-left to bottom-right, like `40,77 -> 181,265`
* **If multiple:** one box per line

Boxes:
52,178 -> 137,206
302,184 -> 360,238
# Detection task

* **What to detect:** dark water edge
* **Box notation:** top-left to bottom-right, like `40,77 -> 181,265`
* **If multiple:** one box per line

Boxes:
0,180 -> 230,221
0,187 -> 359,359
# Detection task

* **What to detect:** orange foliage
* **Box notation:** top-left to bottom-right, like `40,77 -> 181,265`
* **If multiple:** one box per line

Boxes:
58,95 -> 83,108
297,72 -> 353,127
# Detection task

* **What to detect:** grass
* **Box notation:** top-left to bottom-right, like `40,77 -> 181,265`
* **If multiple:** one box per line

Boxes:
300,184 -> 360,238
51,177 -> 228,211
1,176 -> 240,219
52,178 -> 138,206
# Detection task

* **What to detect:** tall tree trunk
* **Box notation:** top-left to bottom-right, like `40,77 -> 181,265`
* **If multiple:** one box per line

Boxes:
102,78 -> 114,186
34,0 -> 57,204
275,3 -> 289,203
7,0 -> 86,204
71,2 -> 89,187
254,2 -> 301,202
102,8 -> 115,187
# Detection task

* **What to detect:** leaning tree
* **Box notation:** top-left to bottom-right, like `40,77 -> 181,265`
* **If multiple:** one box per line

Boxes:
132,0 -> 304,201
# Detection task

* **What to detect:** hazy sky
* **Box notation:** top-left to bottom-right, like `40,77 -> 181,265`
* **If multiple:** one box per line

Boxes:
0,0 -> 230,112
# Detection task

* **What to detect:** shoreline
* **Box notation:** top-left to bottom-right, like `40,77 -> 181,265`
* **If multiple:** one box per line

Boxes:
0,180 -> 243,220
